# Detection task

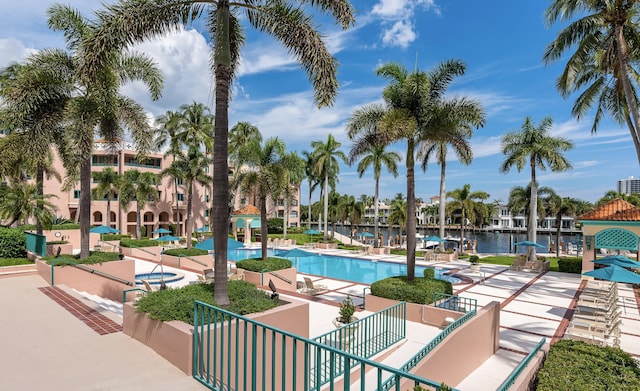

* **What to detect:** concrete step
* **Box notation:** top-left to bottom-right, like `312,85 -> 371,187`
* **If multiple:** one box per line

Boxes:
72,289 -> 124,317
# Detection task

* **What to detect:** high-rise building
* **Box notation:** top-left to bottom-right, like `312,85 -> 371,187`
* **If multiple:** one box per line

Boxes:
617,176 -> 640,195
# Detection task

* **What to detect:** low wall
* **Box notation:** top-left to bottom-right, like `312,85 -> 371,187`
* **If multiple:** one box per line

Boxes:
161,254 -> 212,271
123,297 -> 310,375
243,267 -> 298,292
365,294 -> 462,327
371,247 -> 390,255
122,246 -> 163,262
36,258 -> 136,302
46,243 -> 73,256
36,229 -> 99,252
511,344 -> 549,391
315,242 -> 338,249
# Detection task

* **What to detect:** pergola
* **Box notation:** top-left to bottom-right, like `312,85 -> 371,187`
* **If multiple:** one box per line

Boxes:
230,204 -> 261,246
578,198 -> 640,273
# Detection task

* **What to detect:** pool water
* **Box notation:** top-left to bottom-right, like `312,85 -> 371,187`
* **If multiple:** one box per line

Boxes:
226,249 -> 462,285
135,272 -> 184,285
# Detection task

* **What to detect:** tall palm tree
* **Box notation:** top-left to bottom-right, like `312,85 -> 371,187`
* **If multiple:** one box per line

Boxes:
388,193 -> 408,244
311,134 -> 348,240
348,60 -> 469,280
501,117 -> 573,261
91,167 -> 121,230
46,4 -> 162,258
545,192 -> 579,257
232,137 -> 288,259
87,0 -> 354,305
175,101 -> 214,152
155,110 -> 184,234
348,138 -> 400,247
280,151 -> 305,240
544,0 -> 640,164
446,184 -> 489,252
302,150 -> 321,230
161,146 -> 213,248
119,170 -> 160,239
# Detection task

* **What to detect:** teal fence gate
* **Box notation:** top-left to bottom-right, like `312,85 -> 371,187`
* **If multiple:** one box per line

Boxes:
24,231 -> 46,257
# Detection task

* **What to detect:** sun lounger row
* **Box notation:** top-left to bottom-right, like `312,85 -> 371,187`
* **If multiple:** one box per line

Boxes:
567,279 -> 622,347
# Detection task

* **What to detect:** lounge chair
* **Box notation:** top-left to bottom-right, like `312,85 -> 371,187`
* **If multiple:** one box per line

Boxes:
141,280 -> 156,292
228,268 -> 245,281
301,277 -> 329,295
509,257 -> 526,271
203,268 -> 214,282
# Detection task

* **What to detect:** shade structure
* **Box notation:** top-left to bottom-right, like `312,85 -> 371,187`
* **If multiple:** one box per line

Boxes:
304,229 -> 321,235
583,264 -> 640,284
359,232 -> 375,237
154,235 -> 181,242
279,248 -> 316,258
514,240 -> 545,248
152,228 -> 171,234
592,255 -> 640,269
90,225 -> 119,234
423,235 -> 446,242
194,237 -> 244,251
195,226 -> 210,232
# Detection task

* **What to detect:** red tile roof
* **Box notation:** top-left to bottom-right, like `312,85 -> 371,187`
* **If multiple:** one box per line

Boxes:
232,204 -> 261,215
578,198 -> 640,221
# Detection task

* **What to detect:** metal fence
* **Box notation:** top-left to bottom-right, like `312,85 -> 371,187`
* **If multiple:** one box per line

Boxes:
496,338 -> 546,391
433,292 -> 478,313
192,300 -> 448,391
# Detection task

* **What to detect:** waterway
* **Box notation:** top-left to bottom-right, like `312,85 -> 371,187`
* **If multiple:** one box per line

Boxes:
313,225 -> 582,255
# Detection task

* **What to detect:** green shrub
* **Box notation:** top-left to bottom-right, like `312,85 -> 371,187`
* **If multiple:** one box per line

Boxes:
163,248 -> 208,257
0,228 -> 26,258
134,280 -> 280,324
102,234 -> 130,241
423,268 -> 435,279
42,251 -> 120,265
236,257 -> 292,272
21,223 -> 80,230
0,258 -> 32,266
536,340 -> 640,390
558,258 -> 582,273
469,255 -> 480,264
120,238 -> 160,248
370,276 -> 453,305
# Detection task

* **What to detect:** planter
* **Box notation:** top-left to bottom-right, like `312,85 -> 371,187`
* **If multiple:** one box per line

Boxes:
470,264 -> 481,273
331,317 -> 359,351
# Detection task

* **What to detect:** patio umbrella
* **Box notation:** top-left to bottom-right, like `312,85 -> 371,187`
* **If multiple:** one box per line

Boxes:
514,240 -> 545,248
359,232 -> 375,237
90,225 -> 118,234
279,248 -> 316,258
423,235 -> 446,242
583,265 -> 640,285
592,255 -> 640,269
194,237 -> 244,251
152,228 -> 171,235
304,229 -> 321,235
154,235 -> 181,242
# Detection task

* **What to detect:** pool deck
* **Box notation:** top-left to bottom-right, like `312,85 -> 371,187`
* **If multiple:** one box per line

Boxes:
2,248 -> 640,390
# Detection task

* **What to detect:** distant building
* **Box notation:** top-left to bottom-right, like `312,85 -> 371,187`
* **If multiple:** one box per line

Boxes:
617,176 -> 640,195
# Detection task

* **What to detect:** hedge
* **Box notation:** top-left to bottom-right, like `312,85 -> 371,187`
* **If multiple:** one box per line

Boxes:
370,276 -> 453,305
0,228 -> 26,258
42,251 -> 120,265
423,268 -> 435,279
120,238 -> 160,248
236,257 -> 292,272
558,258 -> 582,273
163,248 -> 208,257
536,340 -> 640,390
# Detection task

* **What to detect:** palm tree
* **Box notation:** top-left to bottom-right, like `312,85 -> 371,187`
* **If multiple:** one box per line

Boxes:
155,110 -> 184,234
544,0 -> 640,164
446,184 -> 489,252
388,193 -> 408,244
232,138 -> 288,259
311,134 -> 348,240
119,170 -> 160,239
545,193 -> 579,257
302,150 -> 321,230
91,167 -> 121,230
175,102 -> 214,152
0,181 -> 57,228
347,60 -> 470,280
87,0 -> 354,305
46,4 -> 162,258
280,151 -> 305,240
161,146 -> 213,248
596,190 -> 640,206
501,117 -> 574,261
348,139 -> 400,247
229,122 -> 262,164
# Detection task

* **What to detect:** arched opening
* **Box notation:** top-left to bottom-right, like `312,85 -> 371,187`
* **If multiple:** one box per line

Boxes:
93,211 -> 103,223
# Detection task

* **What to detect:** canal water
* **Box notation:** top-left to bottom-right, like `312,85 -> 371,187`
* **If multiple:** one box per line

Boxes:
316,225 -> 582,255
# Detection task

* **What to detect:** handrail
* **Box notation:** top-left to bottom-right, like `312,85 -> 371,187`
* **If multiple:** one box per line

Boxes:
496,337 -> 546,391
267,270 -> 291,284
179,254 -> 208,267
125,246 -> 157,257
122,287 -> 148,303
51,258 -> 134,287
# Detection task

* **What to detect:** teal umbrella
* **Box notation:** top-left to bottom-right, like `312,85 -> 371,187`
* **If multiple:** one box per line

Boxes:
583,265 -> 640,284
154,235 -> 181,242
195,226 -> 210,232
592,255 -> 640,269
359,232 -> 375,237
304,229 -> 321,235
424,235 -> 445,242
195,237 -> 244,251
152,228 -> 171,235
90,225 -> 118,234
514,240 -> 545,248
279,248 -> 315,258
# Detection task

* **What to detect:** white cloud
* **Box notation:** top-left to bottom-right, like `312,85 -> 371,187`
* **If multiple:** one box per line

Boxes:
381,20 -> 416,48
370,0 -> 440,48
372,0 -> 440,19
0,38 -> 38,69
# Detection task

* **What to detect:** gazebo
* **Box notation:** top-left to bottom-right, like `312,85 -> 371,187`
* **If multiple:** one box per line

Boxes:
577,198 -> 640,273
230,205 -> 261,246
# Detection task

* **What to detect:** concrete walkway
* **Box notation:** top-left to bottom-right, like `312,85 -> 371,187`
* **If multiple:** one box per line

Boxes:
0,274 -> 204,391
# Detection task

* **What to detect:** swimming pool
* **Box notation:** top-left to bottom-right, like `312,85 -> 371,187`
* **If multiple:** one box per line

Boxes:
226,248 -> 462,285
135,271 -> 184,285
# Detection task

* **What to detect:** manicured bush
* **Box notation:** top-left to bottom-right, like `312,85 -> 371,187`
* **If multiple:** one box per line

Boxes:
46,240 -> 68,245
536,340 -> 640,390
42,251 -> 120,265
236,257 -> 292,272
102,234 -> 130,241
20,223 -> 80,230
558,258 -> 582,273
469,255 -> 480,264
423,267 -> 435,279
0,258 -> 32,266
370,276 -> 453,305
163,248 -> 208,257
134,280 -> 280,324
0,228 -> 26,258
120,238 -> 160,248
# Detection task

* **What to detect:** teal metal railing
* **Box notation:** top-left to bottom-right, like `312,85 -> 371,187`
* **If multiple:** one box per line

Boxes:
122,287 -> 149,303
378,297 -> 477,391
192,300 -> 449,391
25,231 -> 47,256
310,302 -> 406,389
496,338 -> 546,391
433,292 -> 478,313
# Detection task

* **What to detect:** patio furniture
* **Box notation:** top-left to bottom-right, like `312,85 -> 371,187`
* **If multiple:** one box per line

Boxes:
301,277 -> 328,295
228,269 -> 245,281
509,258 -> 526,271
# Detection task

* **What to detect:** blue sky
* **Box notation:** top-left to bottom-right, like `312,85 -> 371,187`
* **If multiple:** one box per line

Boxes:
0,1 -> 635,204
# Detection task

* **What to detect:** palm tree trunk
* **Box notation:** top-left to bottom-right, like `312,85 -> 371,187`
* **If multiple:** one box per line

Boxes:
186,182 -> 193,249
323,173 -> 328,240
36,165 -> 44,235
136,202 -> 142,240
615,25 -> 640,165
528,158 -> 537,262
174,178 -> 180,236
307,179 -> 312,230
80,155 -> 91,258
212,4 -> 232,306
406,139 -> 416,281
624,115 -> 640,164
556,214 -> 561,258
106,195 -> 112,228
374,178 -> 380,248
438,158 -> 447,250
260,195 -> 268,260
283,199 -> 288,240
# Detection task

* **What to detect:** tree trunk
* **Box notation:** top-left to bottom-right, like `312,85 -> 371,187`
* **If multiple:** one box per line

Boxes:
528,157 -> 537,262
374,178 -> 380,248
323,173 -> 328,240
260,195 -> 268,260
283,199 -> 288,240
307,179 -> 312,230
406,139 -> 416,281
136,202 -> 141,240
36,165 -> 44,235
174,178 -> 180,236
438,156 -> 447,250
79,155 -> 91,258
556,214 -> 561,258
212,3 -> 232,306
186,182 -> 193,249
615,25 -> 640,165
